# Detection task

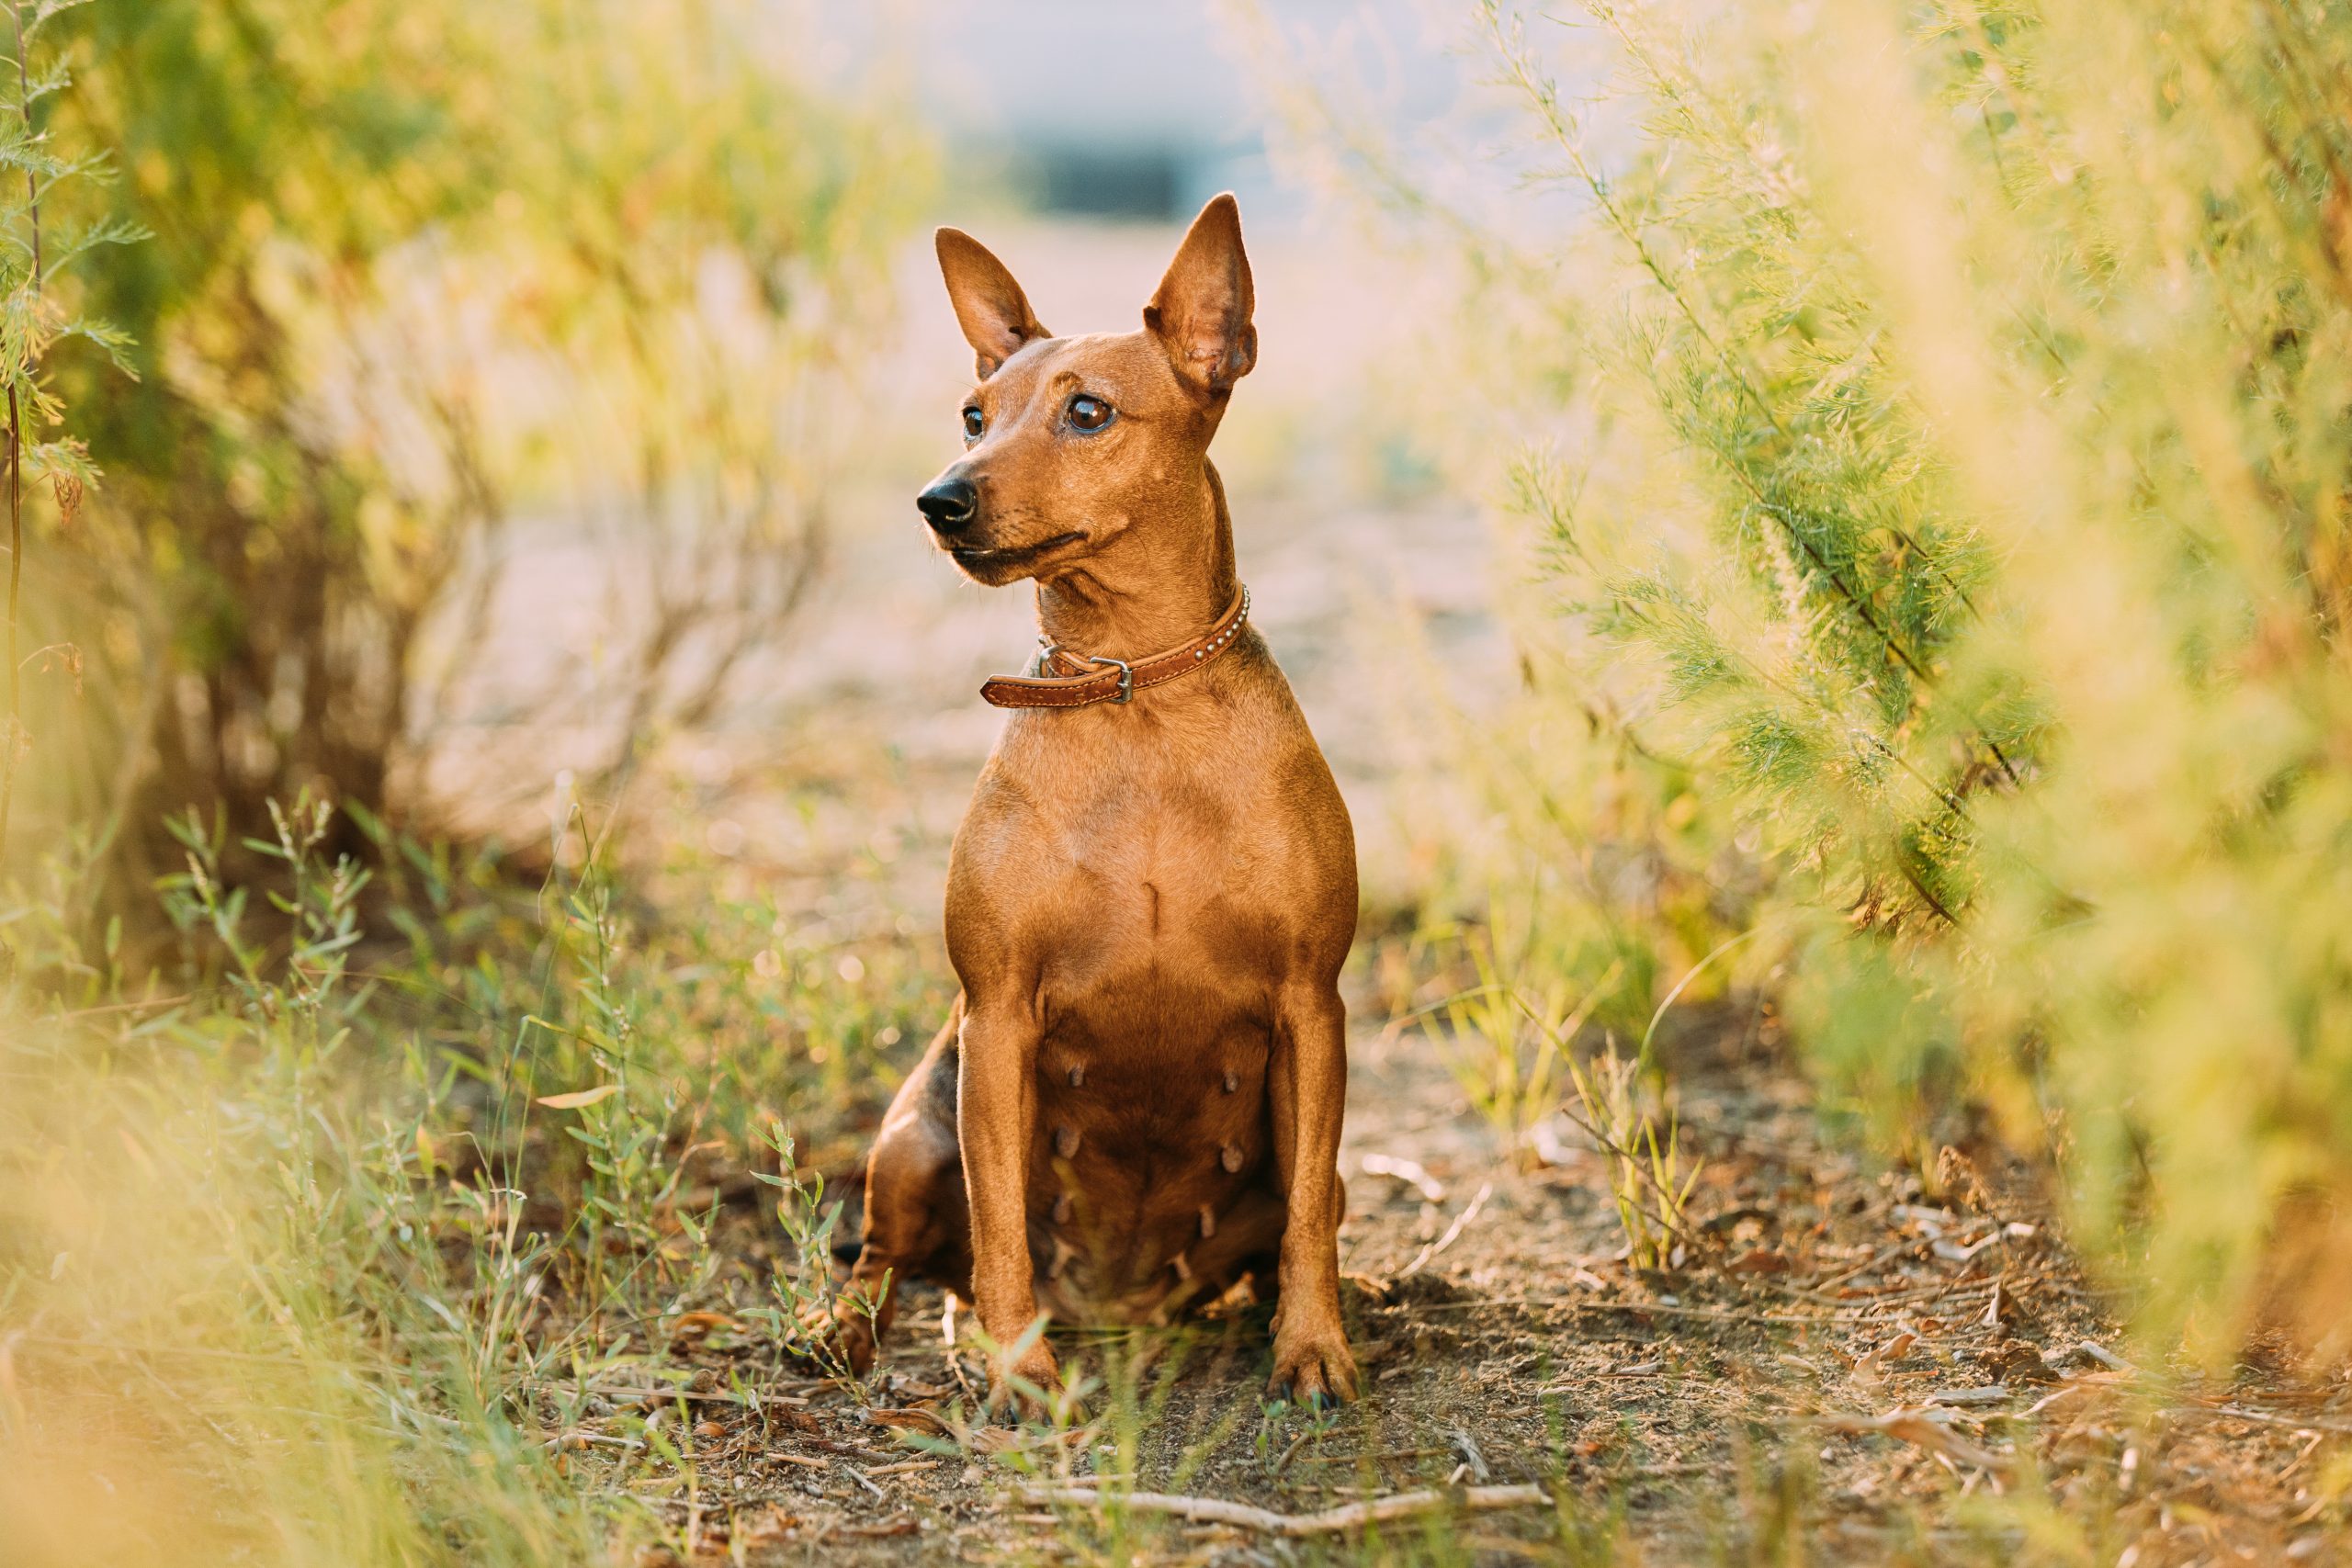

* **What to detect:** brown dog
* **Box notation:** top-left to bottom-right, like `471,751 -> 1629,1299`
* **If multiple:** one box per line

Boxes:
830,194 -> 1359,1414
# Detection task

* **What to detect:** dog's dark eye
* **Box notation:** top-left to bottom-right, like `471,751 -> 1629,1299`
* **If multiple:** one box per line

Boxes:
1067,394 -> 1114,434
962,406 -> 984,442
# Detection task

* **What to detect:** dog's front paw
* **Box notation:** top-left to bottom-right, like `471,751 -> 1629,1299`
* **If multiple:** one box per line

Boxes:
797,1299 -> 879,1376
1268,1322 -> 1360,1408
985,1338 -> 1062,1425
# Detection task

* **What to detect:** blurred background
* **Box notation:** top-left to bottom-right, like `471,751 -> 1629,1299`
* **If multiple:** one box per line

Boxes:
9,1 -> 2352,1562
10,0 -> 1541,921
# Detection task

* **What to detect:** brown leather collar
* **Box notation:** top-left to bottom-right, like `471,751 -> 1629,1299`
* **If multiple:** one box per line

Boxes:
980,584 -> 1251,710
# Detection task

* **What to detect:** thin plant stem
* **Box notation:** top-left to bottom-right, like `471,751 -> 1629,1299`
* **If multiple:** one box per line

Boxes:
0,0 -> 38,865
0,378 -> 18,863
10,0 -> 35,289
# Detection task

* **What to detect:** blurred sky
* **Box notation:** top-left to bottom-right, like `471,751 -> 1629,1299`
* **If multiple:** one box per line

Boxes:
798,0 -> 1499,229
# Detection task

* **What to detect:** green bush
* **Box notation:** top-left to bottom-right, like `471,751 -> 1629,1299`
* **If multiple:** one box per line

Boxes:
1296,0 -> 2352,1359
17,0 -> 924,914
1,790 -> 937,1564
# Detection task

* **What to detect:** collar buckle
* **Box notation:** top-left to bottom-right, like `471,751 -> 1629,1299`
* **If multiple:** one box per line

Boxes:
1071,650 -> 1135,703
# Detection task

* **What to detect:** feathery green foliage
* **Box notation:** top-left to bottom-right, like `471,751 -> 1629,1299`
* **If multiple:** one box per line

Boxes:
0,0 -> 137,874
2,795 -> 939,1563
1391,0 -> 2352,1358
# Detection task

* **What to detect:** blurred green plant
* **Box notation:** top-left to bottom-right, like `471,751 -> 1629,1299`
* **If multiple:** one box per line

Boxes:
1563,1036 -> 1699,1273
2,783 -> 938,1563
1426,912 -> 1623,1167
0,0 -> 137,875
1290,0 -> 2352,1361
10,0 -> 925,919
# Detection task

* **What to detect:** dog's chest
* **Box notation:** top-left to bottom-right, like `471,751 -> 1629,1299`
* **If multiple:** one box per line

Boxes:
981,743 -> 1301,1158
1033,781 -> 1292,1010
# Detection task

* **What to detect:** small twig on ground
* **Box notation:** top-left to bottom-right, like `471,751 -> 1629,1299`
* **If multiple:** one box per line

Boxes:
1927,1386 -> 2009,1407
2164,1404 -> 2352,1439
1810,1236 -> 1923,1292
2071,1340 -> 2139,1376
1012,1483 -> 1551,1538
1360,1153 -> 1446,1202
588,1382 -> 760,1404
544,1430 -> 646,1452
1407,1292 -> 1992,1325
1818,1407 -> 2010,1472
1399,1181 -> 1494,1279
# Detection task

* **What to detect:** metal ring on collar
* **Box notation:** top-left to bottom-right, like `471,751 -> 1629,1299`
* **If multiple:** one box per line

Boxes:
1070,650 -> 1135,704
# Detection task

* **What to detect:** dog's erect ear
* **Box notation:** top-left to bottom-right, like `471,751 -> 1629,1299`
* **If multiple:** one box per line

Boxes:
1144,193 -> 1257,397
936,228 -> 1049,378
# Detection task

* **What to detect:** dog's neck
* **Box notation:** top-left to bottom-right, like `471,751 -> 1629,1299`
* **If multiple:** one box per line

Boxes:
1033,460 -> 1239,660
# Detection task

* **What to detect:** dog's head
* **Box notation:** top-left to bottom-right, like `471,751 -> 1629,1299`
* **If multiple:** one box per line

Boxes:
915,194 -> 1257,586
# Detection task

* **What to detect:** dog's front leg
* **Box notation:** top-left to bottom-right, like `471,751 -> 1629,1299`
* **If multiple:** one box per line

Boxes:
1266,983 -> 1360,1404
956,997 -> 1057,1417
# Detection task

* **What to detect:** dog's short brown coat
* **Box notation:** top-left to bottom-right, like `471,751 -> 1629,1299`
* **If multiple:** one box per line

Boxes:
832,195 -> 1360,1411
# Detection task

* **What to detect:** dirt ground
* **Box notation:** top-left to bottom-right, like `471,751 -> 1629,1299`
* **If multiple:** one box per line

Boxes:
547,996 -> 2352,1566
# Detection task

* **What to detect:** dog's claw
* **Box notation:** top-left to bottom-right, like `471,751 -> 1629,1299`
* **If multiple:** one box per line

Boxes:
983,1340 -> 1062,1427
1267,1323 -> 1360,1408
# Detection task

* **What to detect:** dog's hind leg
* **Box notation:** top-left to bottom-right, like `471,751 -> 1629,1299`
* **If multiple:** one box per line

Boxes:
824,998 -> 971,1374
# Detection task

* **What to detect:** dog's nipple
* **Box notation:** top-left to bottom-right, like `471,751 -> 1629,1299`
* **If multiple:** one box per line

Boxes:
1221,1069 -> 1239,1093
1068,1064 -> 1085,1089
1170,1249 -> 1193,1283
1219,1143 -> 1244,1173
1199,1203 -> 1216,1239
1055,1124 -> 1081,1159
1053,1191 -> 1072,1224
1048,1235 -> 1076,1280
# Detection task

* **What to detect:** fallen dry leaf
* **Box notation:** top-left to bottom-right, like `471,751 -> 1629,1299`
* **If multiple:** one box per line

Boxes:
1728,1247 -> 1792,1275
862,1406 -> 951,1437
1849,1326 -> 1918,1388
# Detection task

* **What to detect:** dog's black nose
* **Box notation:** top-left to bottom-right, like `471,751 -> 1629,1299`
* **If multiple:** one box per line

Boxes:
916,477 -> 978,534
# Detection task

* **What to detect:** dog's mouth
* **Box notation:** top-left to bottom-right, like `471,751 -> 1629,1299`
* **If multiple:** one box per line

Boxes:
948,531 -> 1087,570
